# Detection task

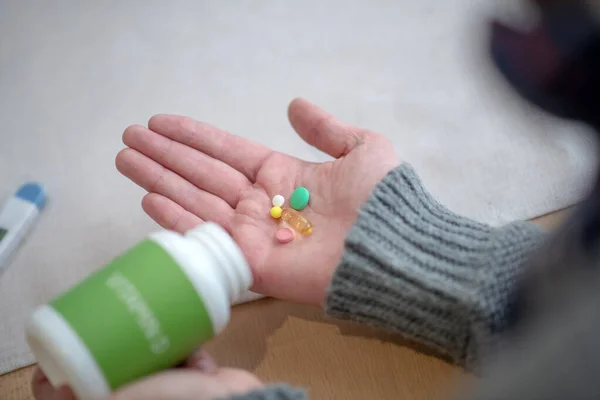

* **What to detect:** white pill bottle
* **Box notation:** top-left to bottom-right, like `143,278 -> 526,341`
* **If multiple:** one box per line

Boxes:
26,223 -> 253,400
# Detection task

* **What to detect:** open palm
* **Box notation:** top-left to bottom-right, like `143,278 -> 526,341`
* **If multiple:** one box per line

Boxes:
116,98 -> 399,305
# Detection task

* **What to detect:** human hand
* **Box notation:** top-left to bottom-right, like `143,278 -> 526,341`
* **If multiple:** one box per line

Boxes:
116,98 -> 399,305
32,351 -> 262,400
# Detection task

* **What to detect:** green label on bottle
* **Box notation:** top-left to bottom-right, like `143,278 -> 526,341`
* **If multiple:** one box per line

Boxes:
50,239 -> 214,390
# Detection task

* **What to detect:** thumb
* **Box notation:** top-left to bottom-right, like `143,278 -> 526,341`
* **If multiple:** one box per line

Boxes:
288,97 -> 366,158
111,368 -> 262,400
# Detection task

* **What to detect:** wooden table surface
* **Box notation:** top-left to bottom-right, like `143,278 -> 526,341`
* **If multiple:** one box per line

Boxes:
0,211 -> 566,400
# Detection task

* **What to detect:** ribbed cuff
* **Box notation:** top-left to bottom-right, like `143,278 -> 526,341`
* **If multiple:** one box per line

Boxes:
222,384 -> 307,400
325,164 -> 545,370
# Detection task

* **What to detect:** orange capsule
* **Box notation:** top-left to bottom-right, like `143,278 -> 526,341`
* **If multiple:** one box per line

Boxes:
281,208 -> 313,235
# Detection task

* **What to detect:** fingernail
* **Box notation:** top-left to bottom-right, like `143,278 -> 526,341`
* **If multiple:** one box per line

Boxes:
194,350 -> 218,374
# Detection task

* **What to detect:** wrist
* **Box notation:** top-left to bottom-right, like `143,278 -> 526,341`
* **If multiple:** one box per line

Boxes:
324,163 -> 545,369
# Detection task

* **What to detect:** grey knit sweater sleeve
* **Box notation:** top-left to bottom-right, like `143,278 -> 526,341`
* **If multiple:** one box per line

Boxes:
221,385 -> 306,400
224,163 -> 545,400
325,163 -> 545,370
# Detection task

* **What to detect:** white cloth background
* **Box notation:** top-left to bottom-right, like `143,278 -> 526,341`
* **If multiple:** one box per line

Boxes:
0,0 -> 596,374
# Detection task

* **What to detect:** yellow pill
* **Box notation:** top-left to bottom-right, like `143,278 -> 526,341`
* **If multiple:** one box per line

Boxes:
270,206 -> 283,219
281,208 -> 313,235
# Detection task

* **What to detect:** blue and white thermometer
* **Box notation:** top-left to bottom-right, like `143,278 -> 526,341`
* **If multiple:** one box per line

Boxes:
0,183 -> 46,272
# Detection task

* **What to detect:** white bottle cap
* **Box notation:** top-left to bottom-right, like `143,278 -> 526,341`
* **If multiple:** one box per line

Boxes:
185,223 -> 253,304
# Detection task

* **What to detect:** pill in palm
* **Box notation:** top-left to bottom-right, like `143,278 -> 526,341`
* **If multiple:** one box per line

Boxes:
290,187 -> 310,210
272,194 -> 285,207
270,206 -> 283,219
275,227 -> 295,244
281,208 -> 312,235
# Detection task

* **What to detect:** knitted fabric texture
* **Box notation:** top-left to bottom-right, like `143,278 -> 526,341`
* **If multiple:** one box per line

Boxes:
223,385 -> 306,400
325,164 -> 544,370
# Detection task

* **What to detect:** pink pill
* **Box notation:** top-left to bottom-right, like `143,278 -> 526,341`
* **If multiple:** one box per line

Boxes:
275,227 -> 295,244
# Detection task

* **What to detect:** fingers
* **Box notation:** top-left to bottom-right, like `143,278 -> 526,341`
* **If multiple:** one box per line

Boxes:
142,193 -> 203,234
288,97 -> 365,158
32,367 -> 47,385
112,368 -> 262,400
123,125 -> 252,208
184,349 -> 218,374
31,368 -> 76,400
116,149 -> 234,230
148,115 -> 272,182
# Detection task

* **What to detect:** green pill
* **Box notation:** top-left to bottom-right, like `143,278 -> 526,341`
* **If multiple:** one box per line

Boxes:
290,187 -> 310,210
